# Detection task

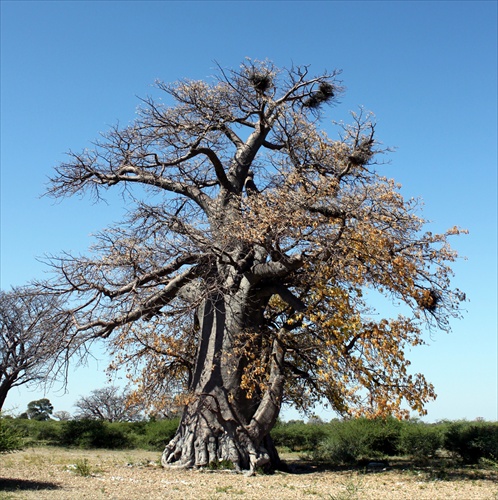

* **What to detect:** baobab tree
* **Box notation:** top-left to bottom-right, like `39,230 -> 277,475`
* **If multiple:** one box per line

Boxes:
74,386 -> 143,422
0,287 -> 69,411
45,60 -> 465,473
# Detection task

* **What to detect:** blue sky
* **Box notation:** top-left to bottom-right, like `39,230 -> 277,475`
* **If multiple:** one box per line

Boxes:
1,1 -> 496,422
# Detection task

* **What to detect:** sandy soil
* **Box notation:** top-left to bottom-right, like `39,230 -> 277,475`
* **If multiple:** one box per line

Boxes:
1,447 -> 497,499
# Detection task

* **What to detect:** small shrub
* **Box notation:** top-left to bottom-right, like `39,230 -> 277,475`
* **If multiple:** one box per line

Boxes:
72,458 -> 93,477
327,474 -> 363,500
215,485 -> 244,494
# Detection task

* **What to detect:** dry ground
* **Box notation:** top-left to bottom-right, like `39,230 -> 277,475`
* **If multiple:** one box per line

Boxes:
0,447 -> 497,499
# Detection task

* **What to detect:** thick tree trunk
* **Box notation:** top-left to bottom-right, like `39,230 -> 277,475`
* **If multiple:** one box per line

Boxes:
161,390 -> 281,473
161,291 -> 284,473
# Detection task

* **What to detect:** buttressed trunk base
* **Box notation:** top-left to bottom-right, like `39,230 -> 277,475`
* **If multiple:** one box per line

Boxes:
161,391 -> 281,474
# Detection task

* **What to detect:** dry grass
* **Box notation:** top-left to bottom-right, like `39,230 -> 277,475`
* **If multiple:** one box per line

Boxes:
0,447 -> 497,499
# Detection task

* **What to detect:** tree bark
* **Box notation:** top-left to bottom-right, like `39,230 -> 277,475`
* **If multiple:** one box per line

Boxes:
0,380 -> 12,411
161,291 -> 284,473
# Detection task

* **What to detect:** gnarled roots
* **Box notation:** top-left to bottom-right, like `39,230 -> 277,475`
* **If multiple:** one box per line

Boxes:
161,408 -> 278,475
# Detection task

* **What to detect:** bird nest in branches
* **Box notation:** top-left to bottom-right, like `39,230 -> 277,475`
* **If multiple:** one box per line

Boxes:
303,82 -> 335,108
416,289 -> 440,312
248,72 -> 273,94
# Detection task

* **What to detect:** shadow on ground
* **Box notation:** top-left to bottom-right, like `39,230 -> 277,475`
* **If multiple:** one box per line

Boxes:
282,458 -> 498,483
0,478 -> 61,491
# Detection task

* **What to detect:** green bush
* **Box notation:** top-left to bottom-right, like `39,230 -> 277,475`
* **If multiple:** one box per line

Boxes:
311,418 -> 402,465
362,417 -> 402,457
271,421 -> 328,451
29,420 -> 62,444
0,417 -> 23,453
3,417 -> 179,451
443,421 -> 498,464
398,422 -> 443,460
137,418 -> 180,450
6,418 -> 62,446
313,433 -> 363,465
72,458 -> 93,477
60,419 -> 132,449
107,421 -> 148,449
61,418 -> 179,450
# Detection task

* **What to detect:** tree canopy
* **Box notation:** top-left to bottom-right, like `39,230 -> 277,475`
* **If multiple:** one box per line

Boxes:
44,60 -> 465,471
74,386 -> 143,422
21,398 -> 54,421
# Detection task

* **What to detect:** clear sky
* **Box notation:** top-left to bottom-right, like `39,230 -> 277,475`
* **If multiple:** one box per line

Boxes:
1,0 -> 496,422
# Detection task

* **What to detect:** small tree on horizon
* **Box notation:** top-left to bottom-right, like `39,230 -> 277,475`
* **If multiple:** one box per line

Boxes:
43,60 -> 465,473
20,398 -> 54,421
53,410 -> 72,421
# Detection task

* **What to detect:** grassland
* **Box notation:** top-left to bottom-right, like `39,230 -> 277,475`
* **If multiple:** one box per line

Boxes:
1,447 -> 497,499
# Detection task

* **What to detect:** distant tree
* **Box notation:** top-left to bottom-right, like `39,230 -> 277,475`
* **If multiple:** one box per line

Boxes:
74,386 -> 143,422
25,398 -> 54,421
44,60 -> 465,472
307,415 -> 325,425
53,410 -> 72,421
0,286 -> 70,410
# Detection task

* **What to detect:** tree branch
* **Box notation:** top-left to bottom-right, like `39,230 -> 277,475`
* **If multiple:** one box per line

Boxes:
250,254 -> 304,280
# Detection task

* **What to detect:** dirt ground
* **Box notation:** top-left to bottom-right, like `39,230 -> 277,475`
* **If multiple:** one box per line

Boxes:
0,447 -> 497,499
